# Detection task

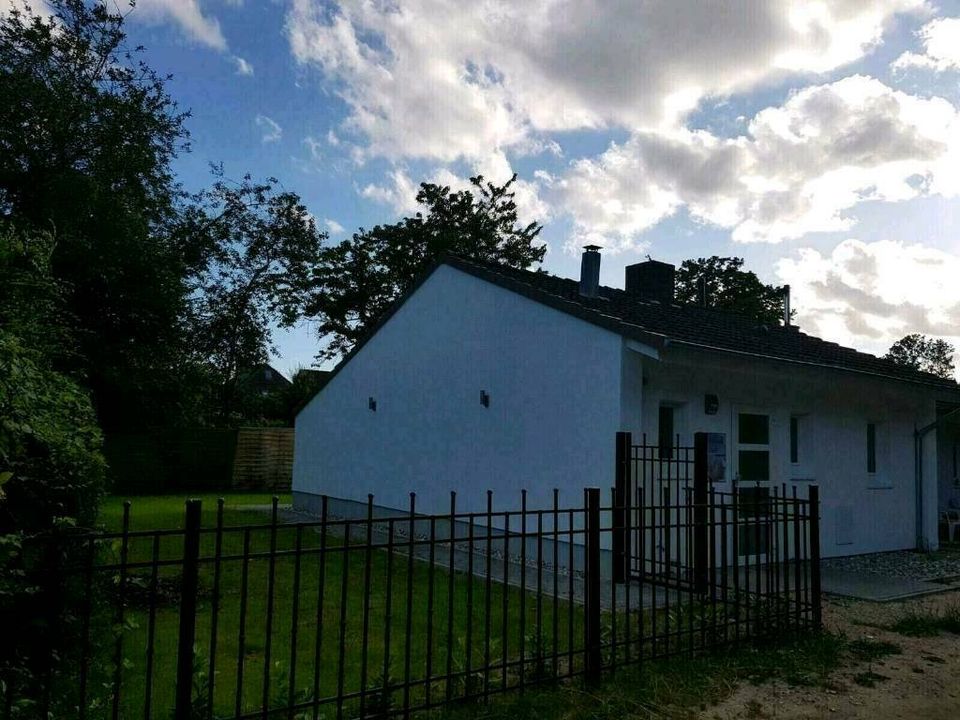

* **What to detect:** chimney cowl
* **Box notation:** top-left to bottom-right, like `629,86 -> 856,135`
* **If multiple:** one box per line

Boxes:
624,259 -> 675,304
579,245 -> 602,298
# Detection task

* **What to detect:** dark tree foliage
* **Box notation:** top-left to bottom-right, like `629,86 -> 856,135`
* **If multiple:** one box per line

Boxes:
307,175 -> 544,360
674,256 -> 790,326
278,367 -> 331,420
0,223 -> 106,716
176,171 -> 328,422
885,333 -> 956,379
0,223 -> 105,531
0,0 -> 192,431
0,221 -> 71,361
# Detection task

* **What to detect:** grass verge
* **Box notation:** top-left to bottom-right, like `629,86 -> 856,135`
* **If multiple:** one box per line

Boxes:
440,632 -> 898,720
98,492 -> 291,531
887,603 -> 960,637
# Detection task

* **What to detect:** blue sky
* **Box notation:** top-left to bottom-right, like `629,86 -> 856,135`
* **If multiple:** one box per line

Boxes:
85,0 -> 960,376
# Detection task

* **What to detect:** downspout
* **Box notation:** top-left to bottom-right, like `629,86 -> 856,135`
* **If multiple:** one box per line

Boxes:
915,429 -> 925,550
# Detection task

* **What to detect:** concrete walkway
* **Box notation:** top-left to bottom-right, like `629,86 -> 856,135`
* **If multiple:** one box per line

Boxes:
820,566 -> 960,602
258,505 -> 960,603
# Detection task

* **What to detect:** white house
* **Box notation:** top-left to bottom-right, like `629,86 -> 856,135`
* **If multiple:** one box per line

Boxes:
293,249 -> 960,557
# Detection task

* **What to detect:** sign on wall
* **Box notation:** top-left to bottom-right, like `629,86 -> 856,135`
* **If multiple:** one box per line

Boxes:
707,432 -> 727,482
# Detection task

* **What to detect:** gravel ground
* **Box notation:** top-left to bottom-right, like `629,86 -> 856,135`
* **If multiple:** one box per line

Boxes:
822,547 -> 960,582
708,590 -> 960,720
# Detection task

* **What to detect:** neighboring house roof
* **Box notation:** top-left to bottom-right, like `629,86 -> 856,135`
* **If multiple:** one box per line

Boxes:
297,254 -> 959,415
240,363 -> 292,395
295,368 -> 332,385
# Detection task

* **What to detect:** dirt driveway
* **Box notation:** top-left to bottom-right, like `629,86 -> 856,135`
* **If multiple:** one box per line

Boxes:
706,590 -> 960,719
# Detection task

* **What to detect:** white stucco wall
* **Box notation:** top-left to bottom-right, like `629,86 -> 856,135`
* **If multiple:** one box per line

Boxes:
293,264 -> 624,518
638,346 -> 945,557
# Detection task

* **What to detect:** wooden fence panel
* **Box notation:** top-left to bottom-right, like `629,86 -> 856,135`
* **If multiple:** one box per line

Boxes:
231,427 -> 294,491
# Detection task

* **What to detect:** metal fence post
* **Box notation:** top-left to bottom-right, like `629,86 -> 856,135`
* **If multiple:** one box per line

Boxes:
808,485 -> 822,629
174,500 -> 202,720
613,432 -> 631,584
584,488 -> 602,683
693,433 -> 709,596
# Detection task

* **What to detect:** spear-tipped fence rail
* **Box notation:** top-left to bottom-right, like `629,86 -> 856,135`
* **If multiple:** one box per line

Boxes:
3,434 -> 820,720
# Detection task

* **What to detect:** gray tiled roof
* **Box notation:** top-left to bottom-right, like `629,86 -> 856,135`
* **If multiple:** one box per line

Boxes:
446,255 -> 960,391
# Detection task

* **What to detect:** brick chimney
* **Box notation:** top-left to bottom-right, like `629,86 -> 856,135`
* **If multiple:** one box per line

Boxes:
624,259 -> 675,303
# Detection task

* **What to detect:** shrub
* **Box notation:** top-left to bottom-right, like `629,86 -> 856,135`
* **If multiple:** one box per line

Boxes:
0,225 -> 106,716
889,603 -> 960,637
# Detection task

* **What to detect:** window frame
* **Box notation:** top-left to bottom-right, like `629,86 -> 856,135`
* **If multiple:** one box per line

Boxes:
735,409 -> 771,484
789,416 -> 800,465
864,420 -> 892,489
658,404 -> 675,460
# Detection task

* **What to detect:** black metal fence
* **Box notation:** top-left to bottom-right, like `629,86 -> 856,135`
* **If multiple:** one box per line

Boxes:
614,432 -> 822,634
3,438 -> 821,720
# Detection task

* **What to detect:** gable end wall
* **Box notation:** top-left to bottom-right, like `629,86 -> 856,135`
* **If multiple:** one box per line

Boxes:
293,264 -> 624,516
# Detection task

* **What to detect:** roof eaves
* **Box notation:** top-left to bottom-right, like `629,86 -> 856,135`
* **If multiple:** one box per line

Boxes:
666,337 -> 960,393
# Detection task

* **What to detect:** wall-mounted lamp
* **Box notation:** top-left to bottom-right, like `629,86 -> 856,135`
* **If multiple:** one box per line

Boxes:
368,397 -> 377,412
480,390 -> 490,408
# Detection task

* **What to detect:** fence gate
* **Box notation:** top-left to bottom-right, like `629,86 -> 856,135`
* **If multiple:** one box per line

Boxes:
614,431 -> 822,617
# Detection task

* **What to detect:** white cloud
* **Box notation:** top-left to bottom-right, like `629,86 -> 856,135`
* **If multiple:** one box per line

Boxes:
325,218 -> 345,234
286,0 -> 923,165
255,114 -> 282,143
232,55 -> 254,76
777,238 -> 960,364
292,135 -> 328,174
555,76 -> 960,248
360,169 -> 421,215
892,16 -> 960,72
2,1 -> 234,52
0,0 -> 50,17
131,0 -> 227,51
304,135 -> 323,160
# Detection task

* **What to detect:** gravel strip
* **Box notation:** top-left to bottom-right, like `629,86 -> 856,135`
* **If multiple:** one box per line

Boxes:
823,548 -> 960,582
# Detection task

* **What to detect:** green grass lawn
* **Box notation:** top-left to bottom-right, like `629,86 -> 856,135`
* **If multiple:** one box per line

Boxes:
94,493 -> 579,719
90,494 -> 816,720
99,492 -> 290,531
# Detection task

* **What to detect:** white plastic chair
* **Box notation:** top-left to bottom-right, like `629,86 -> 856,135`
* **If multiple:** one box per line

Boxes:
941,509 -> 960,543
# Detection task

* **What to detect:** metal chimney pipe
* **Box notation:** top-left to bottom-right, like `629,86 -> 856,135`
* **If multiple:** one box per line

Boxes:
783,284 -> 791,326
580,245 -> 601,297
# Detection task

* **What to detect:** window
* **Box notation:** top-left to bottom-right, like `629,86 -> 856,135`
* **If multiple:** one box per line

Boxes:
788,415 -> 814,481
658,405 -> 675,459
737,412 -> 770,482
790,416 -> 799,464
738,486 -> 771,556
739,451 -> 770,482
739,485 -> 771,517
864,422 -> 891,489
739,413 -> 769,445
